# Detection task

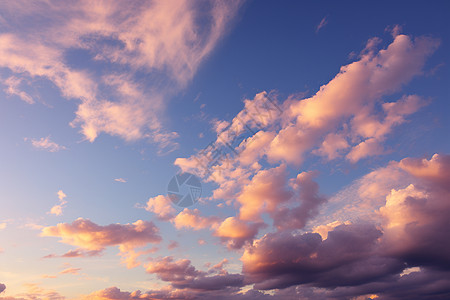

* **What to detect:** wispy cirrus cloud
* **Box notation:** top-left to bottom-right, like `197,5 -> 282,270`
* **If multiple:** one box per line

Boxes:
0,0 -> 243,152
315,16 -> 328,33
27,136 -> 66,152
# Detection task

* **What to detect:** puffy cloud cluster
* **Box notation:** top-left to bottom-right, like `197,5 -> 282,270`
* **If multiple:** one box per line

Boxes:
239,154 -> 450,298
173,33 -> 440,256
156,165 -> 326,250
0,0 -> 242,149
180,34 -> 439,173
176,33 -> 439,193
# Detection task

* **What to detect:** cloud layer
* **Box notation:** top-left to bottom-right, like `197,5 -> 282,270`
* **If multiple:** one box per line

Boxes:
0,0 -> 242,149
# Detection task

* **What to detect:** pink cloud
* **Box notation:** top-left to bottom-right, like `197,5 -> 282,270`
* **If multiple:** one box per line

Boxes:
173,209 -> 220,230
0,1 -> 243,149
49,190 -> 68,216
60,267 -> 81,275
239,153 -> 450,294
27,136 -> 66,153
145,195 -> 176,221
315,16 -> 328,33
145,256 -> 244,291
214,217 -> 264,249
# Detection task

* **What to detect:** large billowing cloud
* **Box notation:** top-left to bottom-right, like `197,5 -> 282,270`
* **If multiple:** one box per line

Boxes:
176,32 -> 439,179
239,154 -> 450,298
173,32 -> 440,245
0,0 -> 242,150
41,218 -> 161,268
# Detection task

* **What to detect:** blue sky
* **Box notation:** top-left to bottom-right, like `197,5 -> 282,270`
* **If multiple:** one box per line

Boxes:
1,1 -> 450,299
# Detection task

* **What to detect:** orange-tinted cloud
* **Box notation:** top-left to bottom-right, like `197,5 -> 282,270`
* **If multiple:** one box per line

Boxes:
173,209 -> 220,230
144,195 -> 176,221
27,136 -> 66,153
41,218 -> 161,268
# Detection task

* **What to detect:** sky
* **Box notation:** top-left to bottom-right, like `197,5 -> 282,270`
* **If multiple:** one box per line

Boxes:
0,1 -> 450,299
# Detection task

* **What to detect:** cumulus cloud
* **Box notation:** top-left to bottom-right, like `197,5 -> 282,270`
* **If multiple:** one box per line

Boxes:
214,217 -> 264,249
173,208 -> 220,230
0,0 -> 243,150
172,34 -> 441,265
271,171 -> 327,230
242,223 -> 394,290
176,33 -> 439,177
144,195 -> 176,221
41,218 -> 161,267
238,153 -> 450,298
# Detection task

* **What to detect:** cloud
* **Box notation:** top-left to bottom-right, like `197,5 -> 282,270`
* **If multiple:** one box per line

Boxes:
60,267 -> 81,275
27,136 -> 66,152
315,16 -> 328,33
3,76 -> 34,104
43,248 -> 102,259
41,218 -> 161,267
144,195 -> 176,221
172,34 -> 440,259
271,171 -> 327,231
176,33 -> 439,177
380,154 -> 450,269
238,153 -> 450,297
145,256 -> 244,291
242,223 -> 394,290
0,0 -> 243,150
214,217 -> 264,249
237,165 -> 293,222
173,208 -> 220,230
49,190 -> 68,216
167,241 -> 179,250
0,283 -> 65,300
398,153 -> 450,189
